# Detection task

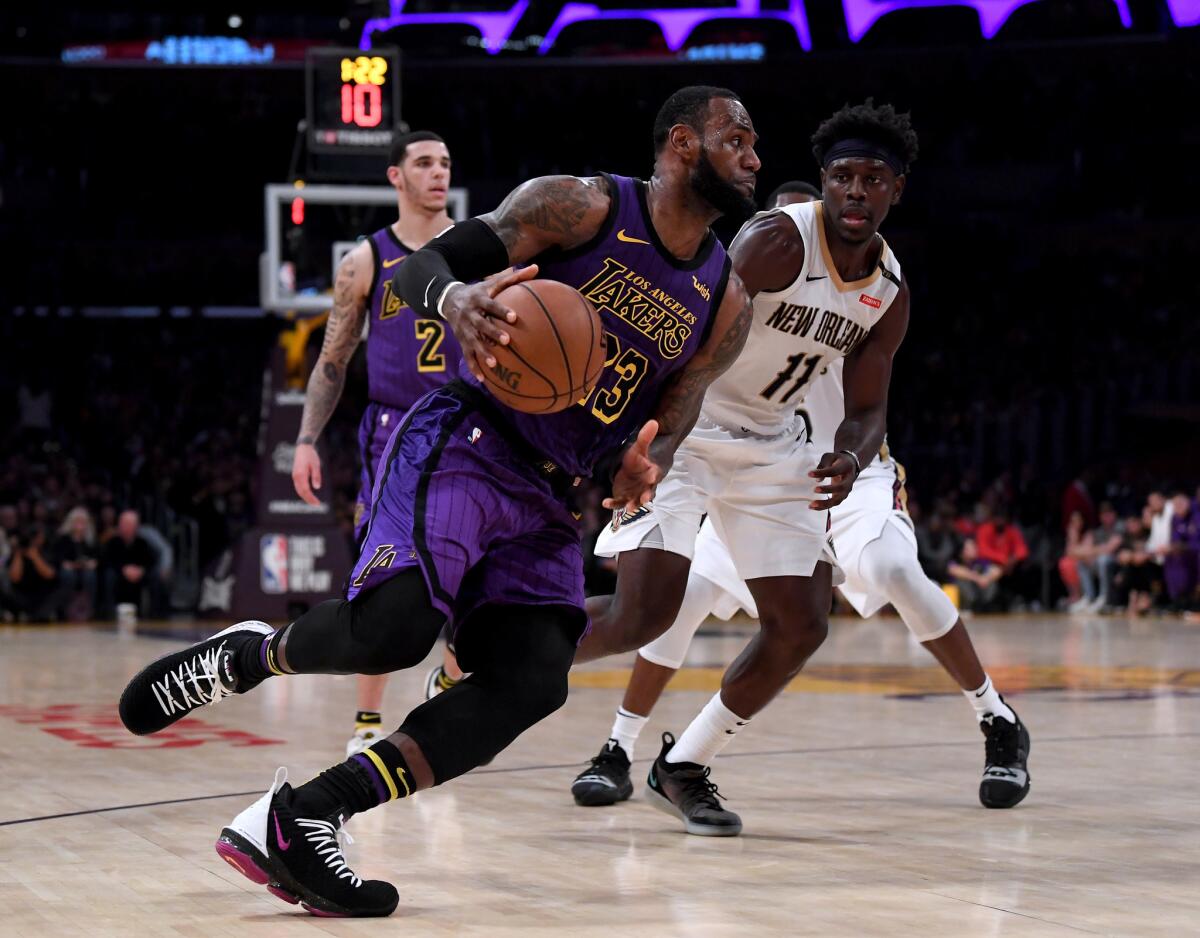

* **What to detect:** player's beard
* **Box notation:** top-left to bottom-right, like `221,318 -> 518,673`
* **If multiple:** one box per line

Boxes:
691,147 -> 756,220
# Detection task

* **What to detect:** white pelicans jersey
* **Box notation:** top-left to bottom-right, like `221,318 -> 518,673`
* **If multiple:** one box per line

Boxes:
701,200 -> 903,439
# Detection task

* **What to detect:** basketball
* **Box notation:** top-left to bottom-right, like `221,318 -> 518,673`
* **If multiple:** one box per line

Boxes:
479,279 -> 607,414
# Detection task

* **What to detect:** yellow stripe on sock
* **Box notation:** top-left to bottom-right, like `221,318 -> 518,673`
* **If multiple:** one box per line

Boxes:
363,747 -> 399,801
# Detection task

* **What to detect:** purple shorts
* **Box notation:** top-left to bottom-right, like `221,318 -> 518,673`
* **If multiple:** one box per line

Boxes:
355,402 -> 408,543
347,384 -> 586,629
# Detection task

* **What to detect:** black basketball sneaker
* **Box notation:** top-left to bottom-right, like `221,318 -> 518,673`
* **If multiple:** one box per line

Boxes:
644,733 -> 742,836
979,703 -> 1031,809
118,621 -> 273,735
215,768 -> 399,917
571,739 -> 633,807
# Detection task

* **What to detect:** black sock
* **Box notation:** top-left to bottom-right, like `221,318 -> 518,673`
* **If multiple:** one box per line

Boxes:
235,627 -> 289,685
292,739 -> 413,820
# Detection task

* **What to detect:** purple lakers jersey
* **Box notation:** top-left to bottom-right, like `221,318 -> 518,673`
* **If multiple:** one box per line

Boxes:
366,227 -> 463,410
468,174 -> 731,478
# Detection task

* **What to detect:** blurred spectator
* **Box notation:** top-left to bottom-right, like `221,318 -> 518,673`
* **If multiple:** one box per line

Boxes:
917,505 -> 959,583
1144,491 -> 1174,565
137,519 -> 174,617
1059,510 -> 1097,612
974,508 -> 1032,609
1165,494 -> 1199,611
948,538 -> 1002,612
4,524 -> 63,621
101,509 -> 155,619
1088,502 -> 1124,608
1112,516 -> 1158,616
97,505 -> 118,545
1062,472 -> 1097,532
54,506 -> 99,621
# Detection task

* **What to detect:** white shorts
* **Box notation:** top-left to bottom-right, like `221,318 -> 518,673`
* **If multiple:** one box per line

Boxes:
593,416 -> 834,581
689,456 -> 915,618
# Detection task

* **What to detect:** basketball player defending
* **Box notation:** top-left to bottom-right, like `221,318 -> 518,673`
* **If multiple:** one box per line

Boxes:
570,182 -> 1030,826
289,131 -> 466,759
571,102 -> 982,837
118,86 -> 761,916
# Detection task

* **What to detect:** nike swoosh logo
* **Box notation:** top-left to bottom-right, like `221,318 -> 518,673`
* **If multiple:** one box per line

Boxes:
423,277 -> 436,306
616,229 -> 651,245
648,768 -> 657,788
272,811 -> 291,850
382,257 -> 404,268
805,274 -> 827,281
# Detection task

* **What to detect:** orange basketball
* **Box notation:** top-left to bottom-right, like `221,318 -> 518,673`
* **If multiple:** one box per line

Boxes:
479,279 -> 607,414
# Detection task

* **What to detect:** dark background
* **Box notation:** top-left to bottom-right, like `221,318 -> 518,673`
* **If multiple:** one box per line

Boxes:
2,1 -> 1197,617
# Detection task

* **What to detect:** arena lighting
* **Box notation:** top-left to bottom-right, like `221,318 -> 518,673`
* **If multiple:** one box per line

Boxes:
842,0 -> 1131,42
1165,0 -> 1200,26
360,0 -> 1148,52
537,0 -> 811,53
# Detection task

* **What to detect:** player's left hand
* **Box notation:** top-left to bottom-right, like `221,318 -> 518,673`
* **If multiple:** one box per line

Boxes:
809,451 -> 858,510
604,420 -> 661,513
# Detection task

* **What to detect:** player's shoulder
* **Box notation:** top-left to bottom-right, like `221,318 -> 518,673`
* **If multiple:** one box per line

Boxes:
729,209 -> 806,296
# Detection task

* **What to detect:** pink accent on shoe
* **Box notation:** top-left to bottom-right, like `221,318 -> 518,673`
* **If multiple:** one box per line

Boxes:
272,811 -> 291,850
215,839 -> 269,885
267,885 -> 300,905
302,904 -> 347,917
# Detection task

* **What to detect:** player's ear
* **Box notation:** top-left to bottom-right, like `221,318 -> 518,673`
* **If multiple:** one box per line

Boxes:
669,123 -> 697,160
892,174 -> 906,205
386,164 -> 404,190
818,168 -> 827,192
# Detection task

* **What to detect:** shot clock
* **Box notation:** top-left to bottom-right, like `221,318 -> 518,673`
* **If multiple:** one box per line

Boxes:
305,47 -> 401,153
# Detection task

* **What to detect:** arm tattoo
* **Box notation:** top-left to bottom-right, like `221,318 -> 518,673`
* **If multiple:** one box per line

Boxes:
653,289 -> 754,446
489,176 -> 607,253
298,257 -> 367,444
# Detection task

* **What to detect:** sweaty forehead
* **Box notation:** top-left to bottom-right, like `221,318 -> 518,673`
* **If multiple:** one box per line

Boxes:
708,97 -> 754,134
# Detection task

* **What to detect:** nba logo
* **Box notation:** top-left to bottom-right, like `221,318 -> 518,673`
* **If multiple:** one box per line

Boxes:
260,535 -> 289,593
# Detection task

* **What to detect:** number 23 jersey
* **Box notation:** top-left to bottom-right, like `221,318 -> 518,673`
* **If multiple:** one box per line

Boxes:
700,200 -> 902,439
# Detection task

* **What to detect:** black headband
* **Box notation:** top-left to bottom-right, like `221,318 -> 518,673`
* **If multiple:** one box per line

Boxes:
823,138 -> 904,175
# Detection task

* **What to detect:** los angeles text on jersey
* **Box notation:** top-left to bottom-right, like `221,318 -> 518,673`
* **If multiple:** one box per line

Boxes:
764,301 -> 868,356
579,257 -> 697,359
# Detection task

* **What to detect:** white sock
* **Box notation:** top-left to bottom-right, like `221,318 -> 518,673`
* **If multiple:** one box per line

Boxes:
666,692 -> 749,766
965,674 -> 1016,724
609,707 -> 647,759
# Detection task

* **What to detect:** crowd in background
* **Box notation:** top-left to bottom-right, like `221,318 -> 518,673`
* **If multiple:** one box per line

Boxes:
3,314 -> 1198,623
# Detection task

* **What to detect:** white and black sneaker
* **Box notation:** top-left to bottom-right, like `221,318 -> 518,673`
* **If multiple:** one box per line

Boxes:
423,664 -> 461,701
979,704 -> 1031,809
118,621 -> 273,736
215,768 -> 399,917
644,733 -> 742,836
571,739 -> 633,807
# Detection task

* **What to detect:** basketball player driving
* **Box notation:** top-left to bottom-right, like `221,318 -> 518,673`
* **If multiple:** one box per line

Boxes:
118,85 -> 765,917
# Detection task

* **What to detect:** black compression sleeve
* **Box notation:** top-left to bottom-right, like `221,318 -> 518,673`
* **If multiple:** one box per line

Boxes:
391,218 -> 512,318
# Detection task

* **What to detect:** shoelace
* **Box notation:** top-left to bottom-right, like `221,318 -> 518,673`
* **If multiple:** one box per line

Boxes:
586,744 -> 628,773
679,766 -> 727,813
296,818 -> 361,887
150,641 -> 234,717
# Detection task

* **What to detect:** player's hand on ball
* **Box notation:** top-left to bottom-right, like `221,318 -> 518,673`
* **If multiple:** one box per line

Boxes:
604,420 -> 662,513
809,451 -> 858,509
442,264 -> 539,381
292,442 -> 323,505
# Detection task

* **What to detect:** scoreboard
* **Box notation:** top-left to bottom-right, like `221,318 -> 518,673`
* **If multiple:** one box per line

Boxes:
305,47 -> 401,153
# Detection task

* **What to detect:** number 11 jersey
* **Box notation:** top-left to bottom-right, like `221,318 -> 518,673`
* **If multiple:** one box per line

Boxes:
700,201 -> 902,439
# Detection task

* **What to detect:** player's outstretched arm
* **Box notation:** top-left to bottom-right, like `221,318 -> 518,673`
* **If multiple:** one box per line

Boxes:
810,279 -> 911,510
605,273 -> 754,512
292,240 -> 372,505
392,175 -> 611,380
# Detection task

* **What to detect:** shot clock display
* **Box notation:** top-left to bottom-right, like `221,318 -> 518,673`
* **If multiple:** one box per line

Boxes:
306,47 -> 401,152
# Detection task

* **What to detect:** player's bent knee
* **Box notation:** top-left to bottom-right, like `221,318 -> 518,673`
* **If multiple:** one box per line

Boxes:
758,608 -> 828,656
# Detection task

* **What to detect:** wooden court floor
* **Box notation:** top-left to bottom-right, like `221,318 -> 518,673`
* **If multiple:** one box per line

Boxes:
1,613 -> 1198,936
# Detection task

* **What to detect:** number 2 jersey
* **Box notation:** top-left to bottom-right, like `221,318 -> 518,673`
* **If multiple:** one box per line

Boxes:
365,226 -> 463,410
700,201 -> 902,439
